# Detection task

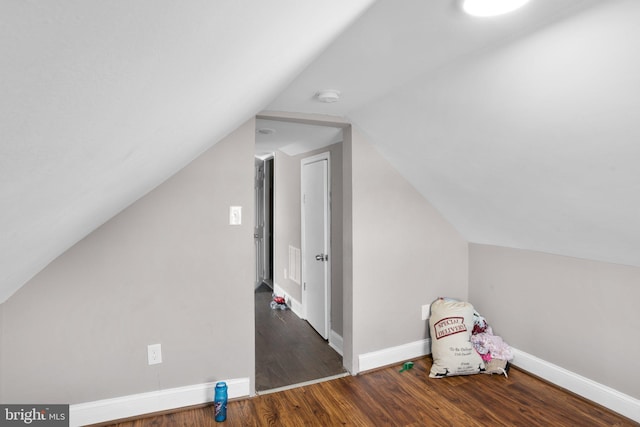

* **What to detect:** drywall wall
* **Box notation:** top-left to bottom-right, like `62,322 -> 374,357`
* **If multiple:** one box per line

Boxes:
349,126 -> 468,372
469,243 -> 640,400
0,119 -> 256,403
329,145 -> 344,338
342,126 -> 354,373
273,150 -> 301,300
273,142 -> 344,336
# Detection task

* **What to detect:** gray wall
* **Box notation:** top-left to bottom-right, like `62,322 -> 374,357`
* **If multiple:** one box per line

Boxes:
0,119 -> 256,403
348,126 -> 469,372
342,127 -> 354,372
272,150 -> 300,300
469,243 -> 640,400
273,142 -> 344,336
329,145 -> 344,337
5,114 -> 634,408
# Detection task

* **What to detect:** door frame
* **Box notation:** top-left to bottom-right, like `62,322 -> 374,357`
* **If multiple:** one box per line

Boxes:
301,152 -> 331,339
254,154 -> 274,289
256,111 -> 354,373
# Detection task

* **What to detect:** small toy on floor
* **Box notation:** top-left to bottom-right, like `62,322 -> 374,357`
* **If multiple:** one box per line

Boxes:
399,361 -> 414,373
270,295 -> 287,310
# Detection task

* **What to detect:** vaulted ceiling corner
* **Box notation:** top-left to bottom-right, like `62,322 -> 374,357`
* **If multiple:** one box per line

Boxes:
0,0 -> 375,303
3,0 -> 639,303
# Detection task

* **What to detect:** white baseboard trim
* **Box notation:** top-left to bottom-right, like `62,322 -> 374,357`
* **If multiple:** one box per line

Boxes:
357,341 -> 639,422
273,282 -> 303,318
511,348 -> 640,423
329,330 -> 344,356
69,377 -> 250,427
358,338 -> 431,373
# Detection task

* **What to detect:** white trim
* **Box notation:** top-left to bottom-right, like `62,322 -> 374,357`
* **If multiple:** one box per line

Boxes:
357,341 -> 639,422
257,111 -> 350,128
358,338 -> 431,373
511,348 -> 640,423
69,377 -> 250,427
273,282 -> 303,318
257,372 -> 350,396
255,152 -> 275,161
67,346 -> 639,425
329,329 -> 344,356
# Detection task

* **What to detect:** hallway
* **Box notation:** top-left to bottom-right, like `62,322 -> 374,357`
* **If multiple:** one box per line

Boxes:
255,283 -> 346,392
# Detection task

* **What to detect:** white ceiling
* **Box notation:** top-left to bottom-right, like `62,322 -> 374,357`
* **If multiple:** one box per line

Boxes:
0,0 -> 374,302
349,0 -> 640,266
267,0 -> 640,267
255,119 -> 343,157
2,0 -> 638,302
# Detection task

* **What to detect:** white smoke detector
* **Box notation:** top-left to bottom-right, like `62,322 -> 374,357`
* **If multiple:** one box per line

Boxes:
316,89 -> 341,103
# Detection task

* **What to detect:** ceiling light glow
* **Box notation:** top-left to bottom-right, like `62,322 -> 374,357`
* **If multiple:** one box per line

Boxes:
462,0 -> 530,17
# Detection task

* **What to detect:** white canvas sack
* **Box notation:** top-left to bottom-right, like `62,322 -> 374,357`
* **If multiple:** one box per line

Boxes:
429,298 -> 485,378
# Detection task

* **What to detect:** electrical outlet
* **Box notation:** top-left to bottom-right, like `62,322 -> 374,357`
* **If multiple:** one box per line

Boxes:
421,304 -> 430,321
148,343 -> 162,365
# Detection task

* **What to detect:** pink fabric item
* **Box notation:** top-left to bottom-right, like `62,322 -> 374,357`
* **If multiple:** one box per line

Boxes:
471,326 -> 513,361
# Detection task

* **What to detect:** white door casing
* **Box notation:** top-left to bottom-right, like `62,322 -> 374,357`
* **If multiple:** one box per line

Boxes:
254,157 -> 266,287
301,153 -> 330,339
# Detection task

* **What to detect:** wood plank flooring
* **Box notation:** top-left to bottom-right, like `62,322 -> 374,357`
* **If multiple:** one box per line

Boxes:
254,283 -> 346,391
100,357 -> 637,426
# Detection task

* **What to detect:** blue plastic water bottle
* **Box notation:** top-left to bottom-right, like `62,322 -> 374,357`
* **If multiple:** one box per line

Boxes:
214,381 -> 228,422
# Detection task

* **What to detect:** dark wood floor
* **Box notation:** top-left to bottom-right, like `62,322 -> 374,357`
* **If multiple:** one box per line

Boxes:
100,357 -> 637,426
255,283 -> 346,391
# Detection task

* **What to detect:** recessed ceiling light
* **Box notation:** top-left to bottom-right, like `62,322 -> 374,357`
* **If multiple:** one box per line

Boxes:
256,128 -> 276,135
315,89 -> 341,103
462,0 -> 530,17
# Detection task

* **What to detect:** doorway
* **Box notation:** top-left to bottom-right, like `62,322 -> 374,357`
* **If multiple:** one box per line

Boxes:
254,117 -> 346,392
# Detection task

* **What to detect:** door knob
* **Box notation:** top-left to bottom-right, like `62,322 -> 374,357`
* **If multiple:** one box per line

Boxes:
315,253 -> 328,261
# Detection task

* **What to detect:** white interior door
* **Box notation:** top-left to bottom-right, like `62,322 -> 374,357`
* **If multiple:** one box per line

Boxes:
301,154 -> 330,339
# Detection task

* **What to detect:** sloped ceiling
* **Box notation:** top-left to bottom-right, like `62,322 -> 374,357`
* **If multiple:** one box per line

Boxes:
268,0 -> 640,267
351,0 -> 640,267
0,0 -> 374,303
3,0 -> 638,302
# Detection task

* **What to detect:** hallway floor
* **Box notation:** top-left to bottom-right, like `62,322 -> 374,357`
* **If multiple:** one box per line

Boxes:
255,283 -> 346,392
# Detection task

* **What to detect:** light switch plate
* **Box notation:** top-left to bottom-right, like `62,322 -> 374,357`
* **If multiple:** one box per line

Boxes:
229,206 -> 242,225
